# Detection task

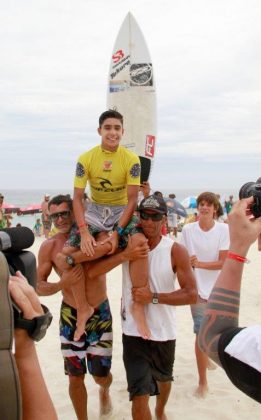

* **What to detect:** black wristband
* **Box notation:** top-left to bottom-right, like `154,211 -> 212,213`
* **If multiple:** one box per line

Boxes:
13,303 -> 53,342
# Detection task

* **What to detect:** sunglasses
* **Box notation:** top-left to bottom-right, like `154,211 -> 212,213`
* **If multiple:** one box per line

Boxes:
140,212 -> 164,221
50,211 -> 71,221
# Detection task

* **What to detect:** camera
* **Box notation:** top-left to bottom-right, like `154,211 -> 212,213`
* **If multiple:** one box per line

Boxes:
239,177 -> 261,218
0,227 -> 36,288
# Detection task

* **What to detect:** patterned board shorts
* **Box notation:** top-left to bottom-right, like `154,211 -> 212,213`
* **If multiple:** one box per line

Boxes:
60,300 -> 113,377
66,207 -> 142,249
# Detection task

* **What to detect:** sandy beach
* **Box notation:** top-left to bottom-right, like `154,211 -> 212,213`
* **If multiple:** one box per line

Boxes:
31,235 -> 261,420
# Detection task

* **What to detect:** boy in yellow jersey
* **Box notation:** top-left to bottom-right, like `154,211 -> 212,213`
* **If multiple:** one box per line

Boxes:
59,110 -> 150,341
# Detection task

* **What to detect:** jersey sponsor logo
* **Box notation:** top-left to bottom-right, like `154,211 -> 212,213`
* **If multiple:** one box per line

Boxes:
75,162 -> 85,178
98,178 -> 113,189
129,163 -> 141,178
103,161 -> 112,171
145,135 -> 156,158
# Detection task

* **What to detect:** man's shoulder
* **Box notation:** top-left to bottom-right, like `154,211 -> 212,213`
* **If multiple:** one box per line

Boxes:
39,233 -> 66,254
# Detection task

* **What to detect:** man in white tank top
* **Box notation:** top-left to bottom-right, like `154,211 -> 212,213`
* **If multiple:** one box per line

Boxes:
125,195 -> 197,419
180,192 -> 230,398
87,194 -> 197,419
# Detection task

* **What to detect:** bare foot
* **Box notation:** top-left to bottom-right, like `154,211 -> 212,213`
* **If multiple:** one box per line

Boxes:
193,384 -> 209,398
74,305 -> 94,341
99,387 -> 112,417
131,302 -> 151,339
207,359 -> 217,370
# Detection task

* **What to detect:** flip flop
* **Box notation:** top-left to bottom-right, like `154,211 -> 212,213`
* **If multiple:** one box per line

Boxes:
0,251 -> 22,419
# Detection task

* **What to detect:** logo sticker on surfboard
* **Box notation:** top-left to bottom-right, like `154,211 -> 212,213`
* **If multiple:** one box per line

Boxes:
145,135 -> 156,158
130,63 -> 153,86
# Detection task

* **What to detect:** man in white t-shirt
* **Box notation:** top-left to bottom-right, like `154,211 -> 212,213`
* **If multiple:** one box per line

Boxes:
180,191 -> 230,398
199,196 -> 261,403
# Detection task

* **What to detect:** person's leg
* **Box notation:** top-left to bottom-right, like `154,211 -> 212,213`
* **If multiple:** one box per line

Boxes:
93,373 -> 113,416
155,381 -> 172,420
194,335 -> 209,397
191,301 -> 209,398
60,301 -> 88,418
86,299 -> 113,416
132,395 -> 152,420
128,232 -> 150,339
68,375 -> 87,420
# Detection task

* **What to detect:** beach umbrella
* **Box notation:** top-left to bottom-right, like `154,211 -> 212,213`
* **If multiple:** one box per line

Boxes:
20,204 -> 42,215
165,198 -> 187,218
181,196 -> 197,209
2,203 -> 21,214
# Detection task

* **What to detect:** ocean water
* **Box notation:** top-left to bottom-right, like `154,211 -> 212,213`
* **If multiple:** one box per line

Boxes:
1,187 -> 238,229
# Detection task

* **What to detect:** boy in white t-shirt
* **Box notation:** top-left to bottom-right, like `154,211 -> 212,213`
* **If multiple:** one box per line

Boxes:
180,192 -> 230,398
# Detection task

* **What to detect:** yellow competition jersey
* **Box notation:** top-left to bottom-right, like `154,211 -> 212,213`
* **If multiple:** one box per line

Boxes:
74,145 -> 141,205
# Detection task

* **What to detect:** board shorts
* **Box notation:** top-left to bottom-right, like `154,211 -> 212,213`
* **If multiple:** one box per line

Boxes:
190,296 -> 207,334
122,334 -> 175,401
66,203 -> 142,249
60,300 -> 113,377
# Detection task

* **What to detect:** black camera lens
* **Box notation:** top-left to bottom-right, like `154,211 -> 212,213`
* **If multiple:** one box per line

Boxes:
239,179 -> 261,218
238,182 -> 256,200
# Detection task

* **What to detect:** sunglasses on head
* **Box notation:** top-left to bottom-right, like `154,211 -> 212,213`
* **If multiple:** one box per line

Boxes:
50,211 -> 71,221
140,212 -> 164,221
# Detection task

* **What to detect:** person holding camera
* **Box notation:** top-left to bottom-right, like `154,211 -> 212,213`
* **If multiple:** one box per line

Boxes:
0,252 -> 56,420
199,196 -> 261,403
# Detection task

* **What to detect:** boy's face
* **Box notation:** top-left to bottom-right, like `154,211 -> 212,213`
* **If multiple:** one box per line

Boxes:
197,200 -> 216,218
98,117 -> 124,152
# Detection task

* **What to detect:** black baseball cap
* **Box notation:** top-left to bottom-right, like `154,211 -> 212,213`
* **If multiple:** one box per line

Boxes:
138,195 -> 167,215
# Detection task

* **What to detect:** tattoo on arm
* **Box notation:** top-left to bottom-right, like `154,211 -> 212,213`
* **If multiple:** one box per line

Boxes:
199,287 -> 240,365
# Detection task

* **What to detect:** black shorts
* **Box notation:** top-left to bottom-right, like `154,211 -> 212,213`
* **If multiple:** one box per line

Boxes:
122,334 -> 175,401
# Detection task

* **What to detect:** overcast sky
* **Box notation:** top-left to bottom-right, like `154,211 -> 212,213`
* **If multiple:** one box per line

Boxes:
1,0 -> 261,193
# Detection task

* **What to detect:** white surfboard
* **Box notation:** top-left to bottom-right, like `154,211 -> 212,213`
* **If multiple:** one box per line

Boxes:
107,12 -> 157,182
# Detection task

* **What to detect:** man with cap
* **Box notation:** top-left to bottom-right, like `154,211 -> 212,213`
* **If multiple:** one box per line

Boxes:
87,195 -> 197,419
41,194 -> 51,238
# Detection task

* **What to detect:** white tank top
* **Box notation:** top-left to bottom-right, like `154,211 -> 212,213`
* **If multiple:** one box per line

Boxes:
121,236 -> 177,341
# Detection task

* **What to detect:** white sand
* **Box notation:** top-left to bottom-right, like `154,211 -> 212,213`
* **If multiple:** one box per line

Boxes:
31,236 -> 261,419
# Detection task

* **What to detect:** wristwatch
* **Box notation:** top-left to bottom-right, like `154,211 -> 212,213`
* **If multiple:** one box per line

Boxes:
152,292 -> 159,304
116,226 -> 125,236
66,255 -> 75,267
13,303 -> 53,342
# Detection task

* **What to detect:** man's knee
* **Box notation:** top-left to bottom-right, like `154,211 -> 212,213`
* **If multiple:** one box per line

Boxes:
93,373 -> 112,388
131,232 -> 147,246
69,374 -> 85,389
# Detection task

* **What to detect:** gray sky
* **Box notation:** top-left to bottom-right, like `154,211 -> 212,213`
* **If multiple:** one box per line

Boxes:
1,0 -> 261,192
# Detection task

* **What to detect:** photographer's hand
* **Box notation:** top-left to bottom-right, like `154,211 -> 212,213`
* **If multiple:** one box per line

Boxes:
228,197 -> 261,256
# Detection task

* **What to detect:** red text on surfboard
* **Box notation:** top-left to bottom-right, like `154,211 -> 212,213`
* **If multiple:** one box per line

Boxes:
145,135 -> 156,158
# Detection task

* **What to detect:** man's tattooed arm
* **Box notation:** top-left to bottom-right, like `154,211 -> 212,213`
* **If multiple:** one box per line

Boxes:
199,286 -> 240,366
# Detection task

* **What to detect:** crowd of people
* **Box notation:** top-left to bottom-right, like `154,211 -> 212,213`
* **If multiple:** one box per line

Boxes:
1,110 -> 260,420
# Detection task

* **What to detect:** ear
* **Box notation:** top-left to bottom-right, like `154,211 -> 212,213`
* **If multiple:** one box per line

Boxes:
97,127 -> 101,136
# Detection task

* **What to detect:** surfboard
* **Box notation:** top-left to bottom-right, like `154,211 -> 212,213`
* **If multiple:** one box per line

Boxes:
107,12 -> 157,182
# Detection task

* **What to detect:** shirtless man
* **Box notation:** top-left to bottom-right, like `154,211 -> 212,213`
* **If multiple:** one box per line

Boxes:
36,194 -> 113,420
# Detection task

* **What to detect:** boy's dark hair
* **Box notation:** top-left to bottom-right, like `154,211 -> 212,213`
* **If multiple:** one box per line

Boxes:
48,194 -> 73,211
196,192 -> 219,211
154,191 -> 163,198
99,109 -> 123,127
